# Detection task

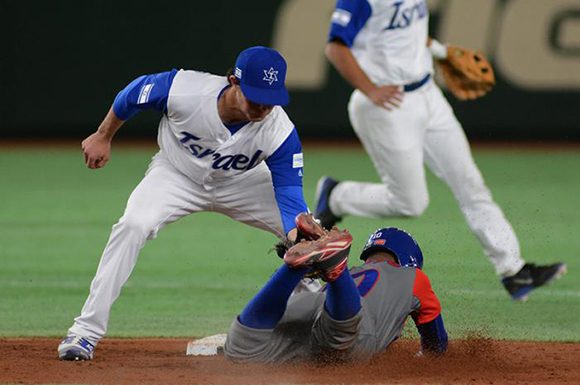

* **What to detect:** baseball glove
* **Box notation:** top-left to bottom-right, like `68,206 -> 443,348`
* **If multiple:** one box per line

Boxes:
436,45 -> 495,100
274,212 -> 327,258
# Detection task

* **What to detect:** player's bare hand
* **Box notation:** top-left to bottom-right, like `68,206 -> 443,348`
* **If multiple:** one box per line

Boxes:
367,85 -> 404,110
81,132 -> 112,169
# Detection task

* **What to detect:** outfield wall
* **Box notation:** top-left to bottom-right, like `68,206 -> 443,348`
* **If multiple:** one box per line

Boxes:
1,0 -> 579,140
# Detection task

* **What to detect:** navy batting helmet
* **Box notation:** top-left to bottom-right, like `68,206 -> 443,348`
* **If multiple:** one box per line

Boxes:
360,228 -> 424,269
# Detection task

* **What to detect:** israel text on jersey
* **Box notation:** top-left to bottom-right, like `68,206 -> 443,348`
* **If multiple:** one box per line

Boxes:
179,131 -> 262,171
385,0 -> 428,31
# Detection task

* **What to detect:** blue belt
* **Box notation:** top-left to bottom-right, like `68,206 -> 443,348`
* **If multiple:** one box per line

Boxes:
403,74 -> 431,92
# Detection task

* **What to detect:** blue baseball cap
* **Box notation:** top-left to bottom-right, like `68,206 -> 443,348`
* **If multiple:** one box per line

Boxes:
234,46 -> 290,106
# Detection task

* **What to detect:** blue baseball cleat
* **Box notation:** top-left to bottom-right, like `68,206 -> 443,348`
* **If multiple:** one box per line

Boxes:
314,176 -> 342,230
502,263 -> 567,301
58,335 -> 96,361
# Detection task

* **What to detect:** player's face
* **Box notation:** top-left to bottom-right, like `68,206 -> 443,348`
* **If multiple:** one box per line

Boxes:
243,98 -> 274,122
233,85 -> 274,121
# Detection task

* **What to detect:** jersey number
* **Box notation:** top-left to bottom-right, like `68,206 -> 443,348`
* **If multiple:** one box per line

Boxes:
351,269 -> 380,297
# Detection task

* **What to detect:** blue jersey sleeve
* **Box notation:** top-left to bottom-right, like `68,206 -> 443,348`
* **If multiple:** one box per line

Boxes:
328,0 -> 372,47
265,128 -> 308,235
112,69 -> 178,121
415,314 -> 448,355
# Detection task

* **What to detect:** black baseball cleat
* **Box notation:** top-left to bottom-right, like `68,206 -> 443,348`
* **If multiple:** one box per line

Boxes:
284,229 -> 353,282
502,263 -> 567,301
314,176 -> 342,230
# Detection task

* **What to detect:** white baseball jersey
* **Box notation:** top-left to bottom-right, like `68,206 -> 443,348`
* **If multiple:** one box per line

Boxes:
159,70 -> 296,184
112,68 -> 307,234
330,0 -> 432,85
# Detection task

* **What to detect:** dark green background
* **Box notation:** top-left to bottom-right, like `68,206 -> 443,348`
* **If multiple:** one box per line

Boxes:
1,0 -> 579,140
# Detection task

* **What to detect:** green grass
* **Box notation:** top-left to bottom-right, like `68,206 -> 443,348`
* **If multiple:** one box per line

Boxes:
0,144 -> 578,341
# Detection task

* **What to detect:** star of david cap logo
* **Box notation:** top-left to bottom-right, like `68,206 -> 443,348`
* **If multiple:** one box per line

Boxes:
263,67 -> 278,85
234,46 -> 289,106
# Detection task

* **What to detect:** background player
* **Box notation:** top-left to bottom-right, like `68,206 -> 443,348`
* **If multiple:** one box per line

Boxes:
58,46 -> 315,361
315,0 -> 566,301
224,213 -> 448,363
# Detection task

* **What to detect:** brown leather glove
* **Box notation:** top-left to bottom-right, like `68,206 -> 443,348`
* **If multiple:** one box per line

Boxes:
436,45 -> 495,101
274,212 -> 327,258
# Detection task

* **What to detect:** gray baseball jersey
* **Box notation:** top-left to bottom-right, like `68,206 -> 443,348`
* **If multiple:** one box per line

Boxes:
225,260 -> 442,363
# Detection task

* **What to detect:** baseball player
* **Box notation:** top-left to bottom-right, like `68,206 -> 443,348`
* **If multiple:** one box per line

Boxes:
58,46 -> 316,361
224,213 -> 448,363
315,0 -> 566,301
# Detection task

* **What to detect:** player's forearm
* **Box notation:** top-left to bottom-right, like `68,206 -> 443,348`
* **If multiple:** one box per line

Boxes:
416,314 -> 448,355
82,106 -> 123,169
96,107 -> 125,141
325,41 -> 377,96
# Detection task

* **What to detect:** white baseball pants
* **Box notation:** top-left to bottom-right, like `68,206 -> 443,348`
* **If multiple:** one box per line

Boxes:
68,152 -> 295,343
330,81 -> 525,277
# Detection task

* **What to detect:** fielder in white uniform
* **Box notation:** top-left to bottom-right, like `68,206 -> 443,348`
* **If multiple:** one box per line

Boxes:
315,0 -> 566,300
58,46 -> 315,361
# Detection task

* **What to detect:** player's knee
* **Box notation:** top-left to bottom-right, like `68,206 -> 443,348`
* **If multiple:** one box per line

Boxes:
115,214 -> 159,240
399,202 -> 428,217
223,323 -> 272,363
394,194 -> 429,217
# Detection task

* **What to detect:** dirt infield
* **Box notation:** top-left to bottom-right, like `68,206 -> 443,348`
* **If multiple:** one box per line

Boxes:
1,338 -> 579,385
